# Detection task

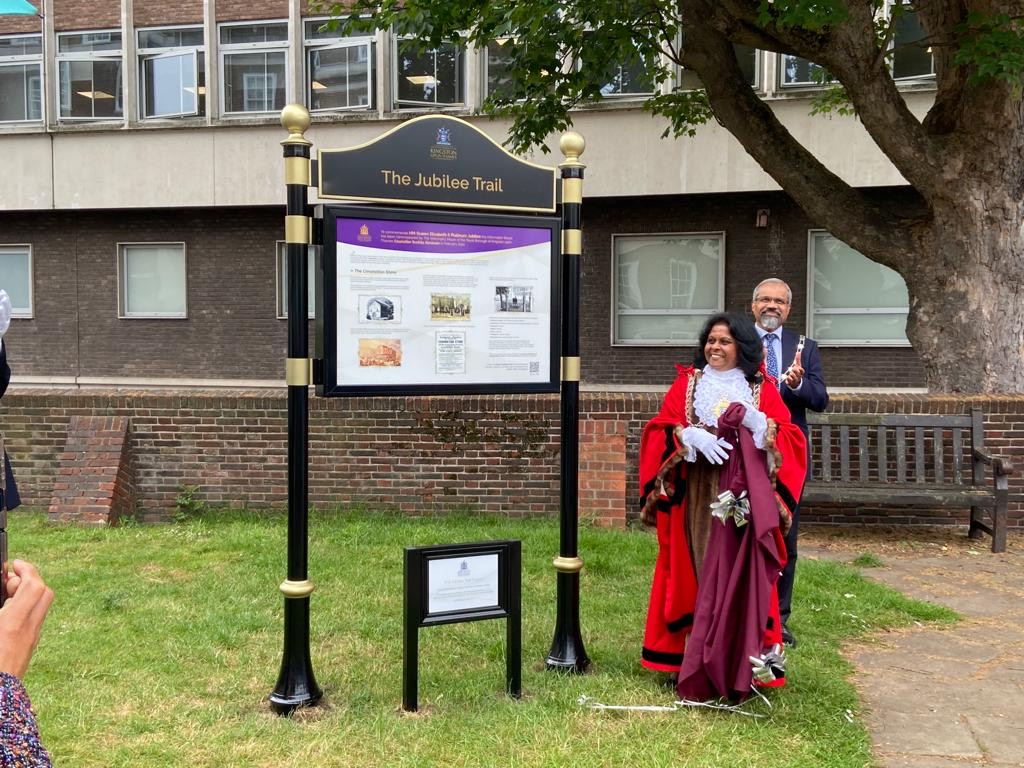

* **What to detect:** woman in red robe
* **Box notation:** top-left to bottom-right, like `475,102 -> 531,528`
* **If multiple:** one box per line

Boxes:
639,312 -> 806,698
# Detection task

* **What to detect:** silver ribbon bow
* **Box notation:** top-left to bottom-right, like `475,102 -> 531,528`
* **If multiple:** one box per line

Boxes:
710,489 -> 750,527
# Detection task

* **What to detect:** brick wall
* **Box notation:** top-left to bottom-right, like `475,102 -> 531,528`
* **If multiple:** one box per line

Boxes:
1,390 -> 1020,529
1,197 -> 928,388
216,0 -> 289,22
134,1 -> 203,28
52,0 -> 120,31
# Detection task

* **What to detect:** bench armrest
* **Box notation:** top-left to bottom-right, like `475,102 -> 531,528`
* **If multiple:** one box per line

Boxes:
973,448 -> 1014,477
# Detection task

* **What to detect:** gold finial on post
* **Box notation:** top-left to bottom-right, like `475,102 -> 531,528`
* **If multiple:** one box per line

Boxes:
559,131 -> 586,167
281,104 -> 312,146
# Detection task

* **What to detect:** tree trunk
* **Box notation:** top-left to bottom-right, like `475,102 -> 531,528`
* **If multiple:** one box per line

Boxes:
903,191 -> 1024,393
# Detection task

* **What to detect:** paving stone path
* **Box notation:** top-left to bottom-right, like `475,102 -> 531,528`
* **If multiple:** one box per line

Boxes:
802,526 -> 1024,768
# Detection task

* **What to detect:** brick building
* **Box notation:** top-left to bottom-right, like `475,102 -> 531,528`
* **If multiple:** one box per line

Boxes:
3,1 -> 1020,526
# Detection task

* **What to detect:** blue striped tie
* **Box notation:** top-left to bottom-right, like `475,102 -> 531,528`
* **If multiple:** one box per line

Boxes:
764,334 -> 780,387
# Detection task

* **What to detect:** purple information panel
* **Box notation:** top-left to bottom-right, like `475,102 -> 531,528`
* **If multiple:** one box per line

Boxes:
319,206 -> 560,395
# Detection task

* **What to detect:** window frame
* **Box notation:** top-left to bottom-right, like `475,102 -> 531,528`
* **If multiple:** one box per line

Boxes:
580,30 -> 657,99
888,1 -> 935,82
117,241 -> 188,319
0,33 -> 43,124
678,42 -> 760,92
303,18 -> 375,113
218,20 -> 289,116
137,25 -> 205,120
393,34 -> 466,108
806,229 -> 911,347
610,231 -> 726,347
56,30 -> 124,122
275,242 -> 317,320
0,244 -> 34,318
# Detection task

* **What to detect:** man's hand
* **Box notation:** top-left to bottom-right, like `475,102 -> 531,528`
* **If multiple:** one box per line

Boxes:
782,350 -> 804,389
0,560 -> 54,679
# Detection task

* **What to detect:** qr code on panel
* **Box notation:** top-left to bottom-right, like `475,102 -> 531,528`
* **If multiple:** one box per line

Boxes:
529,362 -> 540,374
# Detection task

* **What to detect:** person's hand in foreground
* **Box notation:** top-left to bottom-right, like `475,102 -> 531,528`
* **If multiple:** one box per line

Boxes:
0,560 -> 54,679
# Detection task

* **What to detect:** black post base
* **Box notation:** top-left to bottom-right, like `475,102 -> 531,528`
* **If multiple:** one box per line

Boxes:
545,572 -> 589,672
270,598 -> 323,714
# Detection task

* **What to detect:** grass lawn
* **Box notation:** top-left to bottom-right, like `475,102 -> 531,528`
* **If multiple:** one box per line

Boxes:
9,509 -> 955,768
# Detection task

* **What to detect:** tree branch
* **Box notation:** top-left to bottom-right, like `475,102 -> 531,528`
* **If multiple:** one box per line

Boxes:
681,9 -> 921,267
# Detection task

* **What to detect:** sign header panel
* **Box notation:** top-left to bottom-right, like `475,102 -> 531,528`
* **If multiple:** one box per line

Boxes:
318,115 -> 557,213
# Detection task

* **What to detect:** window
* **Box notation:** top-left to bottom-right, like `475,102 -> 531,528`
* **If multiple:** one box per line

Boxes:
0,245 -> 33,317
219,22 -> 288,115
612,233 -> 724,345
679,44 -> 759,91
394,37 -> 464,107
484,38 -> 517,100
0,34 -> 42,123
779,54 -> 830,88
891,4 -> 934,80
57,31 -> 123,120
138,26 -> 205,119
305,20 -> 374,112
782,4 -> 933,87
118,243 -> 187,318
809,231 -> 909,345
276,243 -> 316,319
582,32 -> 655,97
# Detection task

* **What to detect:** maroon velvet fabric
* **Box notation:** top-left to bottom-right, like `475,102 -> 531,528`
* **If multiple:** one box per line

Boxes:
675,402 -> 786,702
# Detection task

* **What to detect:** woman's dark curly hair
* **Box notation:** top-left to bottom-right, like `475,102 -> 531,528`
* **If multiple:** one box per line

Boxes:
692,312 -> 764,383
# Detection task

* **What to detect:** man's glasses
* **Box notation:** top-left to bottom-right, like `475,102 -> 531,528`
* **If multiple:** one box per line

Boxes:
754,297 -> 789,306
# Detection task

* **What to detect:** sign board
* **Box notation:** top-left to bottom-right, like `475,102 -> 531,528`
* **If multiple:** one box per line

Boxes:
317,205 -> 560,397
318,115 -> 557,213
403,540 -> 522,712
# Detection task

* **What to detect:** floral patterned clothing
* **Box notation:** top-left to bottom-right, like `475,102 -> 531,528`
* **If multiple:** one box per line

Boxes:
0,673 -> 51,767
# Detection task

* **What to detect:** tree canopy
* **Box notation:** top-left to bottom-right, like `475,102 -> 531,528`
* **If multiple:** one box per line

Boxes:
328,0 -> 1024,393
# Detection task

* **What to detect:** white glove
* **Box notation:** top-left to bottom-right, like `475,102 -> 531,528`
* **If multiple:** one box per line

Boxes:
0,290 -> 11,338
680,426 -> 733,465
739,404 -> 767,433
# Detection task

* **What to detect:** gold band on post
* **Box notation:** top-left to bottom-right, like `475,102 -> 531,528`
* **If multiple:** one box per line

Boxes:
552,556 -> 584,573
562,177 -> 583,204
286,357 -> 312,386
280,579 -> 315,598
284,156 -> 311,186
561,356 -> 581,382
285,215 -> 310,244
562,229 -> 581,255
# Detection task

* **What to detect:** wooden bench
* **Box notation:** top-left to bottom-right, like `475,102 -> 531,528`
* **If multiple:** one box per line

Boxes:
802,409 -> 1014,552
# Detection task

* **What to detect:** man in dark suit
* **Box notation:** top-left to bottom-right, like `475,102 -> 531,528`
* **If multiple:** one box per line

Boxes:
1,289 -> 20,510
751,278 -> 829,647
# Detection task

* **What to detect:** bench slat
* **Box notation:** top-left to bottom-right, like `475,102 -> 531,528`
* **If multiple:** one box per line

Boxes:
878,426 -> 888,482
933,427 -> 944,483
808,413 -> 974,428
840,425 -> 851,483
803,485 -> 993,506
896,427 -> 907,483
821,425 -> 831,482
952,427 -> 964,484
857,425 -> 868,482
915,426 -> 925,482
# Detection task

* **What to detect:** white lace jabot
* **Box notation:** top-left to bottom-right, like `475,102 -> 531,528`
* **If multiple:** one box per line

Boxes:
693,366 -> 756,428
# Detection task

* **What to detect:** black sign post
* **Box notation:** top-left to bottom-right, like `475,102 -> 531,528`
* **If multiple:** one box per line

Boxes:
403,541 -> 522,713
269,106 -> 322,714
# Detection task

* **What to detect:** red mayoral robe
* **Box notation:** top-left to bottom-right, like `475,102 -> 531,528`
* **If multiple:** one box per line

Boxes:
639,365 -> 806,685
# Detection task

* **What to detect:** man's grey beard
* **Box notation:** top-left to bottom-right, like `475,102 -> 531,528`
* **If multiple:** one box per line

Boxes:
759,313 -> 782,331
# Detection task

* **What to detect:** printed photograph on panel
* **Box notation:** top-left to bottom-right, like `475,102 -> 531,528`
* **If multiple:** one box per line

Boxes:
358,338 -> 402,367
430,293 -> 472,321
361,295 -> 400,323
494,286 -> 534,313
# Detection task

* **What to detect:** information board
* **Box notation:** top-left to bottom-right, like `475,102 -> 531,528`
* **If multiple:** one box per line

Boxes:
318,205 -> 560,396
